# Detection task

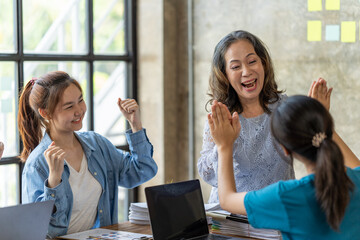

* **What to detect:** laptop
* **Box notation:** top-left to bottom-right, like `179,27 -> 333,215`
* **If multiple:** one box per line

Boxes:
0,200 -> 54,240
145,179 -> 246,240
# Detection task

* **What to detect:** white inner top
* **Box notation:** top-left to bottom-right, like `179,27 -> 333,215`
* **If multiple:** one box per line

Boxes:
67,154 -> 102,234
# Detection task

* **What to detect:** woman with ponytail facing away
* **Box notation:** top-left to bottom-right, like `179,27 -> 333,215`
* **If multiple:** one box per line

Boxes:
18,71 -> 157,238
210,83 -> 360,238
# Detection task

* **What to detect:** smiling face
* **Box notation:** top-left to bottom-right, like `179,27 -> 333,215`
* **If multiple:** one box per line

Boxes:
224,39 -> 265,105
49,83 -> 86,136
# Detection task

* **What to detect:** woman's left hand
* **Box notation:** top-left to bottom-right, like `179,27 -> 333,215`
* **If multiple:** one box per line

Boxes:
117,98 -> 143,132
308,77 -> 333,111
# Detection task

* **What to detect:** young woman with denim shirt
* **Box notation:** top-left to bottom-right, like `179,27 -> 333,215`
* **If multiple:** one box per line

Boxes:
18,71 -> 157,238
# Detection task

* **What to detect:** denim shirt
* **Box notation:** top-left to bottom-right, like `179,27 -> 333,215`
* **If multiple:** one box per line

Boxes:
22,129 -> 157,238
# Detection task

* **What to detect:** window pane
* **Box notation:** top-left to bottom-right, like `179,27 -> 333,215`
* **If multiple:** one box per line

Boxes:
23,61 -> 89,131
0,62 -> 17,157
94,0 -> 125,54
0,164 -> 19,207
94,61 -> 127,145
118,187 -> 128,221
0,1 -> 16,53
23,0 -> 87,54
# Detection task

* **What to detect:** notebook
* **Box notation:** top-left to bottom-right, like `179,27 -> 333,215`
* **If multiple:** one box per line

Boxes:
145,179 -> 246,240
0,200 -> 54,240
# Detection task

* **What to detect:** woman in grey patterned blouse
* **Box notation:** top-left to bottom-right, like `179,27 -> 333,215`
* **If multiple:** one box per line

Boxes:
198,30 -> 295,203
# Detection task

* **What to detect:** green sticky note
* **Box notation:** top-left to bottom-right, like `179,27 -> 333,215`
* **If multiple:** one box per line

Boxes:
326,0 -> 340,10
341,21 -> 356,42
308,0 -> 322,11
308,21 -> 322,41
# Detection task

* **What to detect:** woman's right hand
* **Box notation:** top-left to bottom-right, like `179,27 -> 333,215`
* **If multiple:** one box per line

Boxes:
208,101 -> 241,149
44,142 -> 66,188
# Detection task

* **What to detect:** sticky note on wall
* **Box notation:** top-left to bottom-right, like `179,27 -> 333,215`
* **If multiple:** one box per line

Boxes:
326,0 -> 340,10
325,25 -> 340,41
308,21 -> 322,41
308,0 -> 322,11
341,21 -> 356,42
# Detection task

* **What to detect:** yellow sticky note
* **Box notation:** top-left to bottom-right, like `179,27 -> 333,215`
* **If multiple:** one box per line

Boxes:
308,0 -> 322,11
308,21 -> 322,41
341,21 -> 356,42
326,0 -> 340,10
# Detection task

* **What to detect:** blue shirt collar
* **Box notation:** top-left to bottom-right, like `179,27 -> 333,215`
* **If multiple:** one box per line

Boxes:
42,132 -> 96,158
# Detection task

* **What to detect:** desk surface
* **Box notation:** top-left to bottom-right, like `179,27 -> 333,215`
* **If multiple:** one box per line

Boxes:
103,222 -> 152,235
102,222 -> 259,240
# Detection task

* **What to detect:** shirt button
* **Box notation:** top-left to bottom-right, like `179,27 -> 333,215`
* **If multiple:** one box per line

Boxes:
99,209 -> 103,213
94,172 -> 97,176
51,194 -> 55,198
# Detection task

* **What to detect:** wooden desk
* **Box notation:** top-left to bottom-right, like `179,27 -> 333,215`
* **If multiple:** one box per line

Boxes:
102,222 -> 259,240
102,221 -> 152,235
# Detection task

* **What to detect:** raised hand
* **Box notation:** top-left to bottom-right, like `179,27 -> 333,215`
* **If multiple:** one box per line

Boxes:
308,77 -> 333,111
44,142 -> 66,188
208,101 -> 241,149
117,98 -> 142,133
0,141 -> 4,159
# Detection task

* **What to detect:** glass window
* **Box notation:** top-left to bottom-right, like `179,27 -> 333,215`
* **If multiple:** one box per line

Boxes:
0,0 -> 136,219
23,0 -> 87,54
94,61 -> 127,146
93,0 -> 126,54
0,62 -> 17,157
0,1 -> 16,53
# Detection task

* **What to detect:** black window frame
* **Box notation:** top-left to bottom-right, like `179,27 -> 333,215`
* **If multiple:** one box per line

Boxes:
0,0 -> 138,207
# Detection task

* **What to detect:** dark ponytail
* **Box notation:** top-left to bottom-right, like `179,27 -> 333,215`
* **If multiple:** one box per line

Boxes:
18,81 -> 43,162
315,138 -> 354,230
17,71 -> 82,162
271,95 -> 354,231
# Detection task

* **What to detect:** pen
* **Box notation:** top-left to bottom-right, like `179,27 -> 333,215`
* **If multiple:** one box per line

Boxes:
206,212 -> 249,224
87,236 -> 109,240
226,215 -> 249,224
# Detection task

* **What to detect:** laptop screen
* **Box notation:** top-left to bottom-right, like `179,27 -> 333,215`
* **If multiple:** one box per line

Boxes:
145,179 -> 209,240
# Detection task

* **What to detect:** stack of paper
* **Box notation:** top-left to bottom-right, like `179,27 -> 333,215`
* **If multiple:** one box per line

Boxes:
208,210 -> 281,240
128,202 -> 151,225
128,202 -> 222,225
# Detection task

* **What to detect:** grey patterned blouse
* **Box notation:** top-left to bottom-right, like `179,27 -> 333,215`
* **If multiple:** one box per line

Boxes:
197,94 -> 295,203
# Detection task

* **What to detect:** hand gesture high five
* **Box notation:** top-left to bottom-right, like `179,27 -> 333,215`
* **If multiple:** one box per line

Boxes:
308,77 -> 333,111
208,101 -> 241,150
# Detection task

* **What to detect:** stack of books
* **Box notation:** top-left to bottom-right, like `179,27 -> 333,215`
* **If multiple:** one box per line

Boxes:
128,202 -> 222,225
207,210 -> 282,240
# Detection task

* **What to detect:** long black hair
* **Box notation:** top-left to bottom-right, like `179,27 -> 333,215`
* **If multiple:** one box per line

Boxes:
270,95 -> 354,231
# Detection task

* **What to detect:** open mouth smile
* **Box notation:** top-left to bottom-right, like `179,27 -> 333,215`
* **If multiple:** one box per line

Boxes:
241,79 -> 257,89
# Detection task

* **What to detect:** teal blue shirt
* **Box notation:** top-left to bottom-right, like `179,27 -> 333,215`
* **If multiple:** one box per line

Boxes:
244,167 -> 360,239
